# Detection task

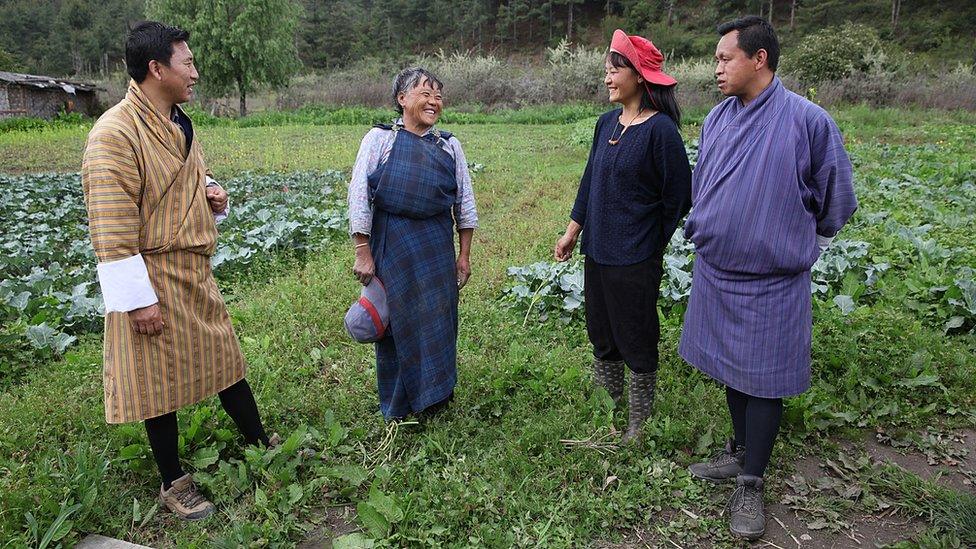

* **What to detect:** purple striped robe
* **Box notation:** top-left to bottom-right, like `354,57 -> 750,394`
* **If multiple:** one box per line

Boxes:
679,77 -> 857,398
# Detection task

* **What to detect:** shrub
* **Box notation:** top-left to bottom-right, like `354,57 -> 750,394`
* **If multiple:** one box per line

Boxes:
782,23 -> 887,84
813,63 -> 976,110
0,110 -> 90,134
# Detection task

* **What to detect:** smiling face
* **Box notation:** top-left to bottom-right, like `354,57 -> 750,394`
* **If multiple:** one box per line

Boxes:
150,41 -> 198,105
714,30 -> 762,98
604,56 -> 643,105
398,77 -> 443,131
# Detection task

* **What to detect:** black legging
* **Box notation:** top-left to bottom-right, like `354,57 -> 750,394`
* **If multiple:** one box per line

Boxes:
145,378 -> 269,488
726,386 -> 783,477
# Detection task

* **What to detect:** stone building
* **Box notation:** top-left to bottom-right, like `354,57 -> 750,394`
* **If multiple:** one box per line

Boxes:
0,71 -> 101,119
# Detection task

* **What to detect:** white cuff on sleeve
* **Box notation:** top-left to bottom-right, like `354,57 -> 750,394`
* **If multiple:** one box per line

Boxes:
206,176 -> 230,223
816,233 -> 835,253
96,253 -> 158,313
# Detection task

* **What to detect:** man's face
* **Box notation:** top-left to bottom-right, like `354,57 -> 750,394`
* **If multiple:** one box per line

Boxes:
714,31 -> 759,98
398,78 -> 443,129
158,41 -> 198,104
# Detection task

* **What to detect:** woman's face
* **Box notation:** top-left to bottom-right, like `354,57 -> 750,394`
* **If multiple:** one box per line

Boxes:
398,78 -> 443,130
604,60 -> 642,105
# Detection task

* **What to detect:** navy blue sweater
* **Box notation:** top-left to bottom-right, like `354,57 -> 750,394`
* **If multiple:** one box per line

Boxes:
571,109 -> 693,265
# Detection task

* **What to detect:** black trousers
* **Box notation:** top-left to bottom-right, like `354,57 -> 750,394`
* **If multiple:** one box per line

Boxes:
144,378 -> 269,489
584,254 -> 664,374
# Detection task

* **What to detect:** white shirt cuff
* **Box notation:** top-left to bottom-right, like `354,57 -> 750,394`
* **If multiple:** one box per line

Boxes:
96,253 -> 159,313
206,176 -> 230,223
816,233 -> 835,253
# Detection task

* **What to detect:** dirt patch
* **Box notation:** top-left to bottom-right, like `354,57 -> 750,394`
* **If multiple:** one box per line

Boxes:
764,501 -> 924,548
297,505 -> 359,549
595,504 -> 925,549
597,429 -> 976,547
866,429 -> 975,494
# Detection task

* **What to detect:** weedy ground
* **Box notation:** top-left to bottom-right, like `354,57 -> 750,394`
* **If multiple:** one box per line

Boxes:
0,107 -> 973,547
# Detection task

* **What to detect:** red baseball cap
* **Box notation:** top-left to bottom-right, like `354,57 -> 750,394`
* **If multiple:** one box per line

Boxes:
610,29 -> 677,87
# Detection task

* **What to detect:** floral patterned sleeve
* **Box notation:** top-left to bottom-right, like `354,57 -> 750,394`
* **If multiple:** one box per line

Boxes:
448,137 -> 479,231
347,128 -> 393,237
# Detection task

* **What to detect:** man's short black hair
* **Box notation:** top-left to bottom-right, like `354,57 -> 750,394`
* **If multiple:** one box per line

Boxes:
717,16 -> 780,72
125,21 -> 190,83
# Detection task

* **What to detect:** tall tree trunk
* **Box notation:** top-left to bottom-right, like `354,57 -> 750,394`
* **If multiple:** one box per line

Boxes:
567,2 -> 574,41
667,0 -> 675,27
790,0 -> 797,29
71,51 -> 83,75
548,1 -> 553,42
238,75 -> 247,118
891,0 -> 901,32
768,0 -> 774,22
512,0 -> 518,44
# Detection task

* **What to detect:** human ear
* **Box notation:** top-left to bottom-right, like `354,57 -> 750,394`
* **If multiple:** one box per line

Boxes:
148,60 -> 164,81
754,49 -> 768,71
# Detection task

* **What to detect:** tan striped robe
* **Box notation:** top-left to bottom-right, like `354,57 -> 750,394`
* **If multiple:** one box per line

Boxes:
82,81 -> 245,424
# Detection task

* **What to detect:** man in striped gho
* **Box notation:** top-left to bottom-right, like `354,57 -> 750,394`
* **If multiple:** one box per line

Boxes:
680,16 -> 857,540
82,21 -> 276,521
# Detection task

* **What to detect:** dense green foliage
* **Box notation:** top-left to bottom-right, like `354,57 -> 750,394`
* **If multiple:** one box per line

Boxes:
0,109 -> 973,546
783,23 -> 886,83
0,0 -> 143,75
2,0 -> 974,76
0,171 -> 347,385
0,45 -> 21,71
145,0 -> 303,116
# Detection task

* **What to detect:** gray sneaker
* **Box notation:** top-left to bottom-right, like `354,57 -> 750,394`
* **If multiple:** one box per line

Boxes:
688,439 -> 745,482
726,474 -> 765,540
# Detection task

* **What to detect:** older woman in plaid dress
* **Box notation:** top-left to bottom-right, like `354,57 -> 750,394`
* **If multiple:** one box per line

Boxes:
347,67 -> 479,420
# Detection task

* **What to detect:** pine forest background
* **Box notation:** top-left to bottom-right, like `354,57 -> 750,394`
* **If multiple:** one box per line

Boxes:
1,0 -> 975,116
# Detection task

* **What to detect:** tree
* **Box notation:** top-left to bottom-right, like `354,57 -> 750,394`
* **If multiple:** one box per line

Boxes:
0,47 -> 22,72
297,0 -> 366,68
890,0 -> 901,33
554,0 -> 584,41
147,0 -> 303,116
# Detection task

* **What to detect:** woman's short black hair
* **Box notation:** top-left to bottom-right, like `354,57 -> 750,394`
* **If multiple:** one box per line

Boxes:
716,16 -> 780,72
606,51 -> 682,127
125,21 -> 190,83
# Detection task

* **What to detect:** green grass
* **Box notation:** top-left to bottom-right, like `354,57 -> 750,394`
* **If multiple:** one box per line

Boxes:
0,109 -> 974,547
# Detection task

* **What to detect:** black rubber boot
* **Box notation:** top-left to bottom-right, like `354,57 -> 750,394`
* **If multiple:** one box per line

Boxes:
592,358 -> 625,403
621,370 -> 656,442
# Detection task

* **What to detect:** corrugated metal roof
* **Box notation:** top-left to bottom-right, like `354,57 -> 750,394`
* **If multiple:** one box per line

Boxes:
0,71 -> 101,93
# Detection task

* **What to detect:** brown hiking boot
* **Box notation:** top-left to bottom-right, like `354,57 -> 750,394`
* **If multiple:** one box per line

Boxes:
268,433 -> 281,447
159,474 -> 215,521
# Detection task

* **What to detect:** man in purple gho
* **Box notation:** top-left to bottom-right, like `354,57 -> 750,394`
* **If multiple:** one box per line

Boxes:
680,16 -> 858,540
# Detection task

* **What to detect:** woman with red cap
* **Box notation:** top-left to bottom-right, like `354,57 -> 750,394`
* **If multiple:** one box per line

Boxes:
554,30 -> 692,441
